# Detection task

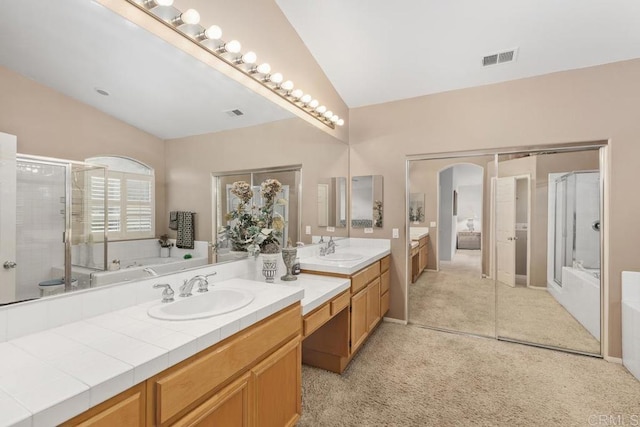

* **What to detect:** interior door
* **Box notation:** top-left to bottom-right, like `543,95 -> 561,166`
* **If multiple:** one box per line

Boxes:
496,176 -> 516,287
0,132 -> 17,303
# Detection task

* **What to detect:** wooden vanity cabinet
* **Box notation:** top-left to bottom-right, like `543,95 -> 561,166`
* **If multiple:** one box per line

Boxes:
418,236 -> 429,272
302,255 -> 390,373
61,303 -> 302,427
411,236 -> 429,282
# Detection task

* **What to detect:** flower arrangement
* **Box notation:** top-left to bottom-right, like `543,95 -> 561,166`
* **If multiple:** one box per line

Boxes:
158,234 -> 174,248
409,205 -> 424,222
225,178 -> 286,256
374,200 -> 383,228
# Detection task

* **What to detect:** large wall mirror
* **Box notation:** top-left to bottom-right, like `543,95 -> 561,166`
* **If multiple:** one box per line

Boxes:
0,0 -> 348,304
317,177 -> 347,228
351,175 -> 383,228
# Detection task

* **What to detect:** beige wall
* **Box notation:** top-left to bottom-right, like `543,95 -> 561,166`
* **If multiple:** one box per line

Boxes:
164,117 -> 349,245
350,58 -> 640,358
0,66 -> 168,235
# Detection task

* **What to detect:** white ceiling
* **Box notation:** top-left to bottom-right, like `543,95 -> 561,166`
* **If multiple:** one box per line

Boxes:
0,0 -> 293,140
276,0 -> 640,108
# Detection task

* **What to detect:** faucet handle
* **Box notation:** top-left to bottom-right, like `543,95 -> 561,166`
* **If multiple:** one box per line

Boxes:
197,277 -> 209,293
153,283 -> 174,303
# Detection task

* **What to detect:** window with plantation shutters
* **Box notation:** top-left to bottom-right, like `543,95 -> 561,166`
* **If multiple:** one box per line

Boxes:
86,156 -> 155,241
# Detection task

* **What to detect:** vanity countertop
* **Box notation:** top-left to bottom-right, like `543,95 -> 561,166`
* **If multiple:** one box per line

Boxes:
0,275 -> 337,427
409,227 -> 429,241
298,238 -> 391,276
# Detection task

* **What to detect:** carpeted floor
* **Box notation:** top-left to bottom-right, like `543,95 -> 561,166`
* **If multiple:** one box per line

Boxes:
299,323 -> 640,426
409,250 -> 600,354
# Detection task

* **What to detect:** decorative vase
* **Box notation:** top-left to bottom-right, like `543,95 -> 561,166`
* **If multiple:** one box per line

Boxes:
160,247 -> 170,258
281,248 -> 298,281
262,253 -> 280,283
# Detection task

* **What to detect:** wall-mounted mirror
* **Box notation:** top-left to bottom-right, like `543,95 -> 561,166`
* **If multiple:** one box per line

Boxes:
0,0 -> 349,304
409,193 -> 425,223
351,175 -> 383,228
317,177 -> 347,228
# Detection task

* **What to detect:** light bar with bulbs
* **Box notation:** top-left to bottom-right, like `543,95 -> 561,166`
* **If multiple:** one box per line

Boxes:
129,0 -> 344,129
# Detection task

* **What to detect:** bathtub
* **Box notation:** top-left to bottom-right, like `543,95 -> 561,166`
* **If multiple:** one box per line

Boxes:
89,256 -> 208,286
622,271 -> 640,381
548,266 -> 601,341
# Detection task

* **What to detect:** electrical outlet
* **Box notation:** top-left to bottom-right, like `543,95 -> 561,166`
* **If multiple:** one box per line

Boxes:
327,226 -> 335,232
430,221 -> 437,227
392,228 -> 399,238
305,225 -> 311,235
364,228 -> 373,234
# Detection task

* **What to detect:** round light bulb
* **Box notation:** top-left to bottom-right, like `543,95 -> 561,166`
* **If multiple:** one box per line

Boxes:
316,105 -> 327,114
204,25 -> 222,40
241,51 -> 257,64
330,115 -> 339,123
256,63 -> 271,74
309,99 -> 319,109
181,9 -> 200,25
291,89 -> 304,99
323,110 -> 333,119
225,40 -> 241,53
269,73 -> 283,84
337,119 -> 345,126
300,94 -> 312,104
281,80 -> 294,91
156,0 -> 174,6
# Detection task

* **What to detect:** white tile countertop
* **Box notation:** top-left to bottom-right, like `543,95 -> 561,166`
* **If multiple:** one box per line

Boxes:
0,277 -> 308,427
268,274 -> 351,316
298,238 -> 391,276
409,227 -> 429,241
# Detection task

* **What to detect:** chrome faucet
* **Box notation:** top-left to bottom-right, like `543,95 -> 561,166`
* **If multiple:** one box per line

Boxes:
153,283 -> 174,303
179,272 -> 217,297
327,236 -> 336,254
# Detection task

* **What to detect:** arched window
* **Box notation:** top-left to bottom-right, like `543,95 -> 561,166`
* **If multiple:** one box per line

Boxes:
86,156 -> 154,240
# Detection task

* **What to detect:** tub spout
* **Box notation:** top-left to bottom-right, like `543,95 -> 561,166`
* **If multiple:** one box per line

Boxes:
143,267 -> 159,276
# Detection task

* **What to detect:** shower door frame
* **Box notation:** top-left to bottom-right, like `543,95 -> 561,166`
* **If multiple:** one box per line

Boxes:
405,140 -> 608,358
16,154 -> 108,293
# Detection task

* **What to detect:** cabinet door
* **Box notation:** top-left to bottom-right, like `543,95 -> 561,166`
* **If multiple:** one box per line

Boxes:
61,383 -> 145,427
173,373 -> 250,427
350,288 -> 368,354
419,244 -> 428,271
366,278 -> 381,331
251,338 -> 301,427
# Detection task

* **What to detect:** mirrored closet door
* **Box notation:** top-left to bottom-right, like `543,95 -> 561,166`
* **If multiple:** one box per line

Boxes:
494,148 -> 602,355
407,154 -> 496,338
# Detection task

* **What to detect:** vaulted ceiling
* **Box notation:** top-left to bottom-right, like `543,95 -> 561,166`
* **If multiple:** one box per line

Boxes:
276,0 -> 640,108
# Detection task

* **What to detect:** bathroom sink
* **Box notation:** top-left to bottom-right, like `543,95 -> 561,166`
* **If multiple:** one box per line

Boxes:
317,252 -> 364,262
148,288 -> 254,321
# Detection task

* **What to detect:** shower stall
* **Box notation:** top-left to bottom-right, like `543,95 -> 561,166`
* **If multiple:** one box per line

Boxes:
14,155 -> 107,301
548,171 -> 601,340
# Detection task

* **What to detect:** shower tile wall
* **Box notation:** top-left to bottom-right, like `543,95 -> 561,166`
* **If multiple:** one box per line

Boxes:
16,162 -> 65,300
575,173 -> 600,269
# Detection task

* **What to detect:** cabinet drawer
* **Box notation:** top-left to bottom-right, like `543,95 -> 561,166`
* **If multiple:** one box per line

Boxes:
419,236 -> 428,248
61,383 -> 145,427
304,304 -> 331,337
380,255 -> 390,273
330,291 -> 350,315
380,291 -> 390,317
351,262 -> 380,294
153,304 -> 301,426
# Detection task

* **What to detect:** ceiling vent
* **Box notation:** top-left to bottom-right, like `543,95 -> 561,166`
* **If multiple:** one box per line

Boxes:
225,109 -> 244,117
482,48 -> 518,67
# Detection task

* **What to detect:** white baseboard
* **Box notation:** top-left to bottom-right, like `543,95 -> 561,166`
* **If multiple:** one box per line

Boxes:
383,317 -> 408,325
605,356 -> 622,364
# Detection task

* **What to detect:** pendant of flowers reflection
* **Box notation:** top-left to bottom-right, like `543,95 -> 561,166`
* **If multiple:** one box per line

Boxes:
225,181 -> 258,252
247,178 -> 286,256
